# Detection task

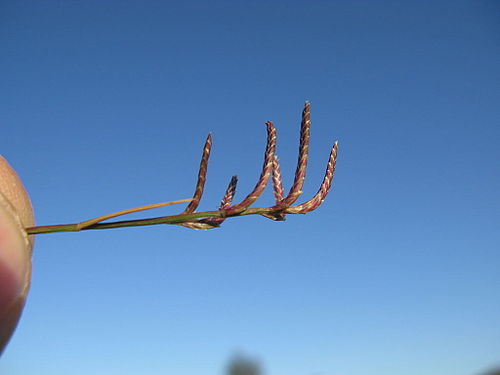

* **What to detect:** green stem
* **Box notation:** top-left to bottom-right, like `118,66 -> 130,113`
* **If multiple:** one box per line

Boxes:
26,207 -> 282,235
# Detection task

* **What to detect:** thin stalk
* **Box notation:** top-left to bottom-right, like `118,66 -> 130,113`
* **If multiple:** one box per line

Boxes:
26,210 -> 225,234
26,206 -> 279,234
76,198 -> 192,230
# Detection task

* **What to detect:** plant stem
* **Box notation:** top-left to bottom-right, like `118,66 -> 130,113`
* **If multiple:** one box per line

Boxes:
25,207 -> 284,235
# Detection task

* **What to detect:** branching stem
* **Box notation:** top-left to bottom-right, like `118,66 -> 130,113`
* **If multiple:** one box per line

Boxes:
24,102 -> 338,236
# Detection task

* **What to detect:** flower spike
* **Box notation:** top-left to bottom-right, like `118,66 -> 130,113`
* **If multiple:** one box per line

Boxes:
224,121 -> 276,216
286,141 -> 338,214
183,133 -> 212,214
280,101 -> 311,206
25,103 -> 338,235
218,175 -> 238,210
198,175 -> 238,227
271,154 -> 285,203
260,154 -> 287,221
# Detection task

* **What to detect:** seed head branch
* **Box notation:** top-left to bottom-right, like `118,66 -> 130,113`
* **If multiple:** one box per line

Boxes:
224,121 -> 276,216
25,104 -> 338,235
271,155 -> 285,203
259,154 -> 287,221
183,133 -> 212,214
285,141 -> 338,214
218,175 -> 238,210
197,175 -> 238,227
281,101 -> 311,206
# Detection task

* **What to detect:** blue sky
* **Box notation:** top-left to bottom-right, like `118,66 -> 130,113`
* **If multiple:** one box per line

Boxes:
1,1 -> 499,374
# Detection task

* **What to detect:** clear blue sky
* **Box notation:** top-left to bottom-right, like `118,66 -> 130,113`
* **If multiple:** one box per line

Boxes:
1,1 -> 499,374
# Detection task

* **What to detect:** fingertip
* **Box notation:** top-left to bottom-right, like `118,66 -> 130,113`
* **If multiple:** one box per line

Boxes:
0,197 -> 32,354
0,156 -> 35,354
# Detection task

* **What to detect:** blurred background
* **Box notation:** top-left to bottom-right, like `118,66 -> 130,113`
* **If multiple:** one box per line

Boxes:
1,1 -> 499,374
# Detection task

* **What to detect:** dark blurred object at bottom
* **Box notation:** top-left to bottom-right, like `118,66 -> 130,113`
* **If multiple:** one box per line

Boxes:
480,367 -> 500,375
227,355 -> 262,375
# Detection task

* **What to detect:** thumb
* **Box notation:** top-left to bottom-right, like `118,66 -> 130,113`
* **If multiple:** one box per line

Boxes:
0,156 -> 35,355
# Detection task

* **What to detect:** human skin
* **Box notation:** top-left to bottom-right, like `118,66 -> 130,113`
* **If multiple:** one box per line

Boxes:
0,156 -> 35,355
